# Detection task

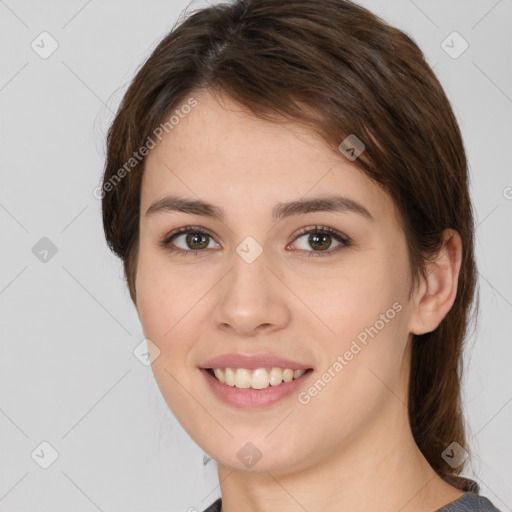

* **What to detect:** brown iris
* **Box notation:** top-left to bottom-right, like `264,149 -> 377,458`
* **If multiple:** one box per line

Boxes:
186,233 -> 209,250
308,233 -> 332,251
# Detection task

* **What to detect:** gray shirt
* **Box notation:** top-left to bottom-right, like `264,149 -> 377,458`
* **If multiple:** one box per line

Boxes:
436,491 -> 502,511
202,491 -> 502,511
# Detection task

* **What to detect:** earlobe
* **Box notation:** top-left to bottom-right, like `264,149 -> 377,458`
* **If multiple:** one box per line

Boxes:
408,229 -> 463,336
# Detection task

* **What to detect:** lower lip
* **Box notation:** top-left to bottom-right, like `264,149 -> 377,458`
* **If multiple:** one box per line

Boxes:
200,368 -> 314,409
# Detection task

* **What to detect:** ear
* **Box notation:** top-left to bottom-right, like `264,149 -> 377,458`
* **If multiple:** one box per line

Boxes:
408,229 -> 463,336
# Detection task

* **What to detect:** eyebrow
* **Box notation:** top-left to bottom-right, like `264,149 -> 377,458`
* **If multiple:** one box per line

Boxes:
145,194 -> 374,222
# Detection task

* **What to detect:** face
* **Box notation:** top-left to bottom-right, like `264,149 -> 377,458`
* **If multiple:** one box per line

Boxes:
135,89 -> 416,474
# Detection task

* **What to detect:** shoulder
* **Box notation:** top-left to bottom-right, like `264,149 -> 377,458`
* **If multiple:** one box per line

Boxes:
201,497 -> 222,512
201,494 -> 502,512
437,491 -> 502,512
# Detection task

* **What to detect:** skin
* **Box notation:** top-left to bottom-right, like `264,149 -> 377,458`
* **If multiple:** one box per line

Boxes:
135,89 -> 464,512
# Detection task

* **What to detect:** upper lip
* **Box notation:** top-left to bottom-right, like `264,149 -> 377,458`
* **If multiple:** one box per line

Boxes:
200,353 -> 313,370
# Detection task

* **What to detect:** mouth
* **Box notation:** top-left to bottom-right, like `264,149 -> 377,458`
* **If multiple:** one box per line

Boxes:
201,365 -> 315,409
205,366 -> 314,390
199,353 -> 315,408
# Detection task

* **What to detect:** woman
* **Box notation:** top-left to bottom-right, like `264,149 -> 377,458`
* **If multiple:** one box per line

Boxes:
100,0 -> 501,510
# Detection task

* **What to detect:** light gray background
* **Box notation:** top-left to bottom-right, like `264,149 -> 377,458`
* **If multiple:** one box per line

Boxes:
0,1 -> 511,511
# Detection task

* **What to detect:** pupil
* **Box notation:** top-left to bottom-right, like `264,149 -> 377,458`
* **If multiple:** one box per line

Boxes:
186,233 -> 209,250
309,233 -> 331,251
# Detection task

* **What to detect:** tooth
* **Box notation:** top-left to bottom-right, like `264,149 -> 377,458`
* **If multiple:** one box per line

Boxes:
282,369 -> 294,382
211,367 -> 308,388
225,368 -> 236,386
294,369 -> 306,379
269,367 -> 283,386
235,368 -> 252,388
251,368 -> 270,389
214,368 -> 225,384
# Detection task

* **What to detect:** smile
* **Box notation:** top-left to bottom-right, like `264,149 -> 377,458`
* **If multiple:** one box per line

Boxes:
201,366 -> 314,409
208,367 -> 312,389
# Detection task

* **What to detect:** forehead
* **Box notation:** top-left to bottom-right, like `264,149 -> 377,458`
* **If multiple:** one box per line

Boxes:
146,90 -> 331,171
141,89 -> 398,226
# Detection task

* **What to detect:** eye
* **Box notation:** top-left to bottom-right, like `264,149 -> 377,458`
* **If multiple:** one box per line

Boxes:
289,225 -> 351,256
159,226 -> 220,255
159,225 -> 351,257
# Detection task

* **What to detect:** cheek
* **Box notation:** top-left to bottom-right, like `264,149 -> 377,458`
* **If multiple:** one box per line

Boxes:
302,256 -> 406,340
135,267 -> 171,342
135,258 -> 192,380
135,248 -> 213,375
135,261 -> 202,420
300,251 -> 410,402
298,308 -> 408,448
135,247 -> 195,338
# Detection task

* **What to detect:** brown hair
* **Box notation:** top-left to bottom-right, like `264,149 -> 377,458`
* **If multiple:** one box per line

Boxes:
101,0 -> 478,492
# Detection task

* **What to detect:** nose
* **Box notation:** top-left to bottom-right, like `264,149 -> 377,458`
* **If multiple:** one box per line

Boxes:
210,249 -> 292,337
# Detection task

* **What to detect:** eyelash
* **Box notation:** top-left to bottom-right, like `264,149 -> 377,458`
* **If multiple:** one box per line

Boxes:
159,225 -> 352,257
